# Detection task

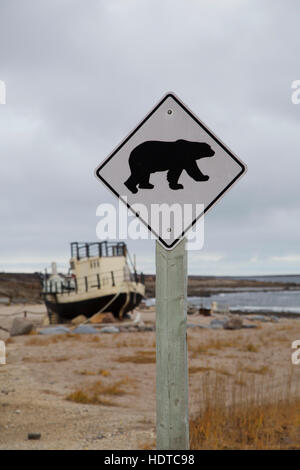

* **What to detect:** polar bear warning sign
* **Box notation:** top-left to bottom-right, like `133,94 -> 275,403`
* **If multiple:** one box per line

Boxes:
95,92 -> 247,249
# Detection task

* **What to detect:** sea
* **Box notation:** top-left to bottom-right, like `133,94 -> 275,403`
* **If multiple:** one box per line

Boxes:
146,275 -> 300,315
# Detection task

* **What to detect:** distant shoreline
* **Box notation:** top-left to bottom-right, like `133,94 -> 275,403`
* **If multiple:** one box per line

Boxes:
1,272 -> 300,303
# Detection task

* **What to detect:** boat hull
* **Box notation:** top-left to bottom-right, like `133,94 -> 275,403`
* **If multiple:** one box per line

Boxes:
44,291 -> 143,321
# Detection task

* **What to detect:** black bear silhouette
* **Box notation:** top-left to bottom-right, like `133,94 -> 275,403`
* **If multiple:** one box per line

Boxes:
124,139 -> 215,194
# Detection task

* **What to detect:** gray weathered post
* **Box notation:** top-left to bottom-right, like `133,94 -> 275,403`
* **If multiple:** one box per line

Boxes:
156,238 -> 189,450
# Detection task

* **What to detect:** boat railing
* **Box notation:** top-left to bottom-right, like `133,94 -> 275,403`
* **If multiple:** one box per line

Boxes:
43,269 -> 144,295
70,241 -> 126,260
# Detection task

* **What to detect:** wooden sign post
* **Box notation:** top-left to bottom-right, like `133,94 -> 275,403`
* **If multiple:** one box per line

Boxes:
155,238 -> 189,450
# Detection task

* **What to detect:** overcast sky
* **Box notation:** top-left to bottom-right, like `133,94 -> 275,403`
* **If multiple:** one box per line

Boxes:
0,0 -> 299,276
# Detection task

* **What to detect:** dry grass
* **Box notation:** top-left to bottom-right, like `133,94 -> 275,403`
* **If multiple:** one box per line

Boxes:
23,355 -> 71,363
115,337 -> 155,348
75,368 -> 111,377
240,365 -> 270,375
65,390 -> 115,406
115,350 -> 156,364
25,334 -> 77,346
242,343 -> 259,353
189,365 -> 233,377
189,366 -> 213,374
189,338 -> 241,357
190,372 -> 300,450
5,337 -> 14,344
66,377 -> 132,405
139,440 -> 156,450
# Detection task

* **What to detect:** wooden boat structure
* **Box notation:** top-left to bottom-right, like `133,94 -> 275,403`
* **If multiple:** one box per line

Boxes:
42,241 -> 145,324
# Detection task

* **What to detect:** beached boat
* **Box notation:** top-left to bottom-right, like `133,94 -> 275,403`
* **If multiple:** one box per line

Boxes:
42,242 -> 145,323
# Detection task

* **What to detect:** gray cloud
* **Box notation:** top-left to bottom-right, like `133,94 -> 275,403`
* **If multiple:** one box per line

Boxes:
0,0 -> 299,275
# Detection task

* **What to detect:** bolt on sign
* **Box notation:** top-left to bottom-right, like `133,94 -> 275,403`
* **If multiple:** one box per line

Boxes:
95,92 -> 247,249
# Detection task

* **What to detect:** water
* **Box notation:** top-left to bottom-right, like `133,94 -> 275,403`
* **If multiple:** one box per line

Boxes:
229,275 -> 300,285
188,290 -> 300,315
145,274 -> 300,314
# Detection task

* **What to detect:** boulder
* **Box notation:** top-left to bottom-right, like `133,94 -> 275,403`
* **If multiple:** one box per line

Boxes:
27,433 -> 41,440
100,326 -> 120,334
10,318 -> 34,337
90,312 -> 115,324
90,312 -> 106,324
187,304 -> 198,315
100,312 -> 116,323
39,326 -> 70,335
71,314 -> 87,325
41,315 -> 50,327
198,307 -> 211,316
209,318 -> 227,329
137,325 -> 155,332
223,317 -> 243,330
73,325 -> 99,335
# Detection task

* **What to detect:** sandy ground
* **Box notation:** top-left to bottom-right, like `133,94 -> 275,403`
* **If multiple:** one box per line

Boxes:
1,304 -> 300,450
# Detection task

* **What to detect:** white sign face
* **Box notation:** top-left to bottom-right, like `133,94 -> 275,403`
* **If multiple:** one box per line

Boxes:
95,92 -> 247,249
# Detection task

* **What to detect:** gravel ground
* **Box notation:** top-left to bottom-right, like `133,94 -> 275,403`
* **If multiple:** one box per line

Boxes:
1,304 -> 300,449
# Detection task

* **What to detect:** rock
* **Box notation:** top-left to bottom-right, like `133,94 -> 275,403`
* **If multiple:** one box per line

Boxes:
209,318 -> 227,329
73,325 -> 99,334
247,315 -> 270,322
41,315 -> 50,326
137,325 -> 154,332
71,315 -> 87,325
133,312 -> 141,324
39,326 -> 70,335
100,326 -> 120,334
27,433 -> 41,440
90,312 -> 115,324
127,326 -> 139,332
198,307 -> 211,316
89,313 -> 106,324
187,323 -> 209,329
187,304 -> 198,315
10,318 -> 34,336
102,313 -> 116,323
118,326 -> 129,332
242,324 -> 257,329
223,317 -> 243,330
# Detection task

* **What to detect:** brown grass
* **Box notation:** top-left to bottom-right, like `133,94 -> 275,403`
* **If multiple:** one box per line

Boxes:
23,355 -> 71,363
65,390 -> 115,406
189,366 -> 233,377
25,334 -> 77,346
66,377 -> 132,405
242,343 -> 259,353
189,338 -> 240,357
75,368 -> 111,377
115,337 -> 155,348
241,365 -> 270,375
115,350 -> 156,364
189,373 -> 300,450
5,337 -> 14,344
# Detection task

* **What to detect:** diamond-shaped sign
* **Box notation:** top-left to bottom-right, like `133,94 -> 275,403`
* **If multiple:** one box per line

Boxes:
95,92 -> 247,249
